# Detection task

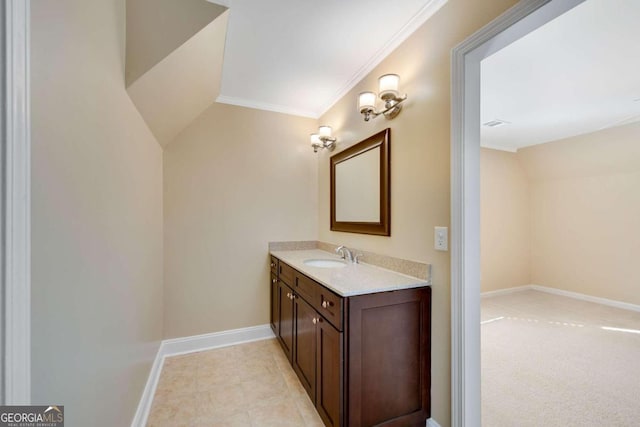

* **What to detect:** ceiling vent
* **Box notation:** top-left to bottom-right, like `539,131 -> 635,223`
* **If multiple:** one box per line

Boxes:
483,119 -> 510,128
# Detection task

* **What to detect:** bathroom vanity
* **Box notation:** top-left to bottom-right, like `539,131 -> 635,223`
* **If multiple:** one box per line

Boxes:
269,248 -> 431,427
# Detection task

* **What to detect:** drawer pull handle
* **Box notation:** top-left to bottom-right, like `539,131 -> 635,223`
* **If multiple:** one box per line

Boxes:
322,300 -> 334,309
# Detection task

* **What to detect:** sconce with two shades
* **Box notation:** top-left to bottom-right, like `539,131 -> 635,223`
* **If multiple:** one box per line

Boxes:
310,125 -> 337,153
358,74 -> 407,122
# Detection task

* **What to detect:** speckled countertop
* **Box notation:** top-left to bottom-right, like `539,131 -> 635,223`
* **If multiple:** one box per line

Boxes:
270,249 -> 430,297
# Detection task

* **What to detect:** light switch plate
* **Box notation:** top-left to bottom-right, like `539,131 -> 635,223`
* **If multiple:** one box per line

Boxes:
435,226 -> 448,251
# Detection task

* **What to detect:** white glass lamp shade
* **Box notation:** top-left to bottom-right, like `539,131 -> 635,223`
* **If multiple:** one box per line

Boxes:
318,126 -> 332,138
378,74 -> 400,100
358,92 -> 376,112
310,133 -> 322,145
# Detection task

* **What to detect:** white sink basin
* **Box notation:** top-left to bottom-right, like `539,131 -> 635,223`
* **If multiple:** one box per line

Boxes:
303,259 -> 347,268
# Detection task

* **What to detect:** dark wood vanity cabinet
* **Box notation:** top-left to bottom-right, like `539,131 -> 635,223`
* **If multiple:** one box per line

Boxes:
270,256 -> 431,427
316,314 -> 343,427
293,295 -> 318,400
278,281 -> 295,362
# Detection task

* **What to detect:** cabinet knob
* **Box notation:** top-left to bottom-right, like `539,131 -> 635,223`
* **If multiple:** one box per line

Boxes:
270,262 -> 275,268
286,292 -> 291,299
312,318 -> 317,324
272,278 -> 276,284
322,300 -> 333,308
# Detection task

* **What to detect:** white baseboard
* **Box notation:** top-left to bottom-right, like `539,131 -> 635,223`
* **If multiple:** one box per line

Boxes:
427,417 -> 442,427
130,343 -> 164,427
482,284 -> 640,313
480,285 -> 532,298
529,284 -> 640,313
131,324 -> 275,427
162,323 -> 275,357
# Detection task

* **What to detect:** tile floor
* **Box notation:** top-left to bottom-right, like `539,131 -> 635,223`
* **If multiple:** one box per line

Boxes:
147,338 -> 325,427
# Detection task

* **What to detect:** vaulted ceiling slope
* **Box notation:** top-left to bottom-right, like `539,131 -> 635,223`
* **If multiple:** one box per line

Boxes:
211,0 -> 447,118
481,0 -> 640,151
126,0 -> 227,87
125,0 -> 448,146
125,0 -> 228,146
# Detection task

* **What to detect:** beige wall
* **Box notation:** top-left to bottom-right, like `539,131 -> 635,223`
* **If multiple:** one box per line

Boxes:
521,122 -> 640,305
480,122 -> 640,305
317,0 -> 517,424
163,103 -> 318,338
31,1 -> 164,425
480,148 -> 531,292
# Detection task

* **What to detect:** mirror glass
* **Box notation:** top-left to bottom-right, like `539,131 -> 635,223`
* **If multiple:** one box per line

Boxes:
335,146 -> 380,222
330,128 -> 390,236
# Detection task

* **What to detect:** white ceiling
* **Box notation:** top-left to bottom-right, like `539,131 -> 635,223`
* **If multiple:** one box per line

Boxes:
209,0 -> 447,118
481,0 -> 640,152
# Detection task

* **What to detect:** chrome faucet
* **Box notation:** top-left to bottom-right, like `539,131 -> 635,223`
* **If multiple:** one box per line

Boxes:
335,245 -> 354,262
335,245 -> 363,264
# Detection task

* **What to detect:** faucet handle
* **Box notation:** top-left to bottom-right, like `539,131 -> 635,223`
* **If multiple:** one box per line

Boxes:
354,253 -> 364,264
335,245 -> 346,259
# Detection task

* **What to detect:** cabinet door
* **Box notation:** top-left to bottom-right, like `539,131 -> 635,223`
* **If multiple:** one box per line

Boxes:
277,281 -> 294,362
347,288 -> 431,426
270,274 -> 278,335
316,317 -> 342,427
293,295 -> 317,402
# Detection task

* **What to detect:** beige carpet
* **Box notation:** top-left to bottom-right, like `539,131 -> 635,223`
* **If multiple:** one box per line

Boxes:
481,290 -> 640,426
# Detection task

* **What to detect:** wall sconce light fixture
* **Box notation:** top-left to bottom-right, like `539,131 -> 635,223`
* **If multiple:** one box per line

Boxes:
358,74 -> 407,122
310,125 -> 337,153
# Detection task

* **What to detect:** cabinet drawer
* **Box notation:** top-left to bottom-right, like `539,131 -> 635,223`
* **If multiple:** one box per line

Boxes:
279,261 -> 295,286
270,256 -> 278,274
317,286 -> 343,331
295,273 -> 317,305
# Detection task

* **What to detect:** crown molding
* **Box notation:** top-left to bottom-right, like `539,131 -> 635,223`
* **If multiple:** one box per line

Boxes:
216,94 -> 319,119
317,0 -> 449,117
479,143 -> 518,153
216,0 -> 449,120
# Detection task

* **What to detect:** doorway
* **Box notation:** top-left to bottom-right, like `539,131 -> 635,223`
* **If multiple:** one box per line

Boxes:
479,1 -> 640,422
450,0 -> 586,425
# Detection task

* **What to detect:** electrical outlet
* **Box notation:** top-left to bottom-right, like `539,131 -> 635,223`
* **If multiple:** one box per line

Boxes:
435,226 -> 448,251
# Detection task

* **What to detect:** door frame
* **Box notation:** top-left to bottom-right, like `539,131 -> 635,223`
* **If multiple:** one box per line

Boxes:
450,0 -> 585,424
2,0 -> 31,405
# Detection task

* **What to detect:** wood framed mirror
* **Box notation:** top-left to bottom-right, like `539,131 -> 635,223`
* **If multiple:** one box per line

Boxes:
330,128 -> 390,236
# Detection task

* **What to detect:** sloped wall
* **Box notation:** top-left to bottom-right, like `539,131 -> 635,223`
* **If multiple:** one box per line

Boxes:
127,10 -> 229,146
125,0 -> 226,86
